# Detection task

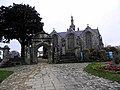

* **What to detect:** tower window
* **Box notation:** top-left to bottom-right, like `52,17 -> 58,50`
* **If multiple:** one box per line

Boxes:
85,31 -> 92,49
68,33 -> 74,49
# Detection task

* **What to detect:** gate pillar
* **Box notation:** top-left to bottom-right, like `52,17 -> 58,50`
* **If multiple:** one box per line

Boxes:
0,45 -> 10,67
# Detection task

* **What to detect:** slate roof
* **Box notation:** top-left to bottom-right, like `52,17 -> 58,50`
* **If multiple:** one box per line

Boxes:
92,29 -> 100,35
58,32 -> 66,37
75,31 -> 83,36
58,30 -> 83,37
58,29 -> 100,38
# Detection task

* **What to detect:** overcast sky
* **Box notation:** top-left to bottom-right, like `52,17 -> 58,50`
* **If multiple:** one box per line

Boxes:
0,0 -> 120,52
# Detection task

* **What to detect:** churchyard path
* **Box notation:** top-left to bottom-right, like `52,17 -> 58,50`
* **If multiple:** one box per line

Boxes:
0,62 -> 120,90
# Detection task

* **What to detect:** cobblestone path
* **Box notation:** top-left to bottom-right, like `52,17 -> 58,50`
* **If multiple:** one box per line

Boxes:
0,63 -> 120,90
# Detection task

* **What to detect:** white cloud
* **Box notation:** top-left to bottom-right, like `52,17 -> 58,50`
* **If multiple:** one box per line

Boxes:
0,0 -> 120,52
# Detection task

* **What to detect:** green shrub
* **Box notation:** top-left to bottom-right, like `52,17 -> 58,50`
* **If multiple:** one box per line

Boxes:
83,49 -> 90,61
114,54 -> 120,65
90,49 -> 99,61
99,50 -> 108,61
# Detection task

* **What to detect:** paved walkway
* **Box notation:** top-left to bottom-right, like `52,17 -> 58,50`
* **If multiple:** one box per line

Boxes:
0,62 -> 120,90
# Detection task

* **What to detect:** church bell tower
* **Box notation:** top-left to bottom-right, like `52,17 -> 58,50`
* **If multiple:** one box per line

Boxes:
70,16 -> 75,30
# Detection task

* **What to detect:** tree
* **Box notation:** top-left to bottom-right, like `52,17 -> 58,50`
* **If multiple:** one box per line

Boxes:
0,3 -> 44,61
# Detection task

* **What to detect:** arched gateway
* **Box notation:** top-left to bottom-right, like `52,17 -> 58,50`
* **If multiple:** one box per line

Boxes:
25,31 -> 53,64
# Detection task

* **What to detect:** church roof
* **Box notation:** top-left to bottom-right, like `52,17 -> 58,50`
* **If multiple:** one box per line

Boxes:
75,31 -> 83,36
58,32 -> 66,37
58,29 -> 100,38
92,29 -> 100,35
58,30 -> 83,37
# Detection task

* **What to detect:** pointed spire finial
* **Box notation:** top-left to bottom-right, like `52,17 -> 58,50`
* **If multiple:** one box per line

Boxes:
77,27 -> 79,31
70,15 -> 75,31
71,16 -> 74,25
86,24 -> 91,29
71,15 -> 73,19
87,24 -> 89,26
53,28 -> 55,31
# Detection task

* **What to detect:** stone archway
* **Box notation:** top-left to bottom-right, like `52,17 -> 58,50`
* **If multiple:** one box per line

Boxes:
35,42 -> 52,63
26,31 -> 53,64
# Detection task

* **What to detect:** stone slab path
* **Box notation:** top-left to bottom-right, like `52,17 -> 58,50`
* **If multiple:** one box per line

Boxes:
0,63 -> 120,90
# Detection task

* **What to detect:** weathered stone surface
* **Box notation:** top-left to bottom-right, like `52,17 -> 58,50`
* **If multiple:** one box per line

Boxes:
0,63 -> 120,90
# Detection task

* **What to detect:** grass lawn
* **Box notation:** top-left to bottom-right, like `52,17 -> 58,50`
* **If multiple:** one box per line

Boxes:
0,70 -> 13,83
84,62 -> 120,83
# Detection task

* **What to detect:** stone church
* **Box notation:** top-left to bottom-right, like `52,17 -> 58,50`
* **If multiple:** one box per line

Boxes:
0,16 -> 104,66
50,16 -> 104,63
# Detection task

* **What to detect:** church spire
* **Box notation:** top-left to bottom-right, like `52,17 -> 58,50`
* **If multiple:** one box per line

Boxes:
70,16 -> 75,30
71,16 -> 74,25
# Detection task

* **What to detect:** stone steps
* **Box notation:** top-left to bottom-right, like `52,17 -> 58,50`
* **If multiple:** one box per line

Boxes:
59,53 -> 78,63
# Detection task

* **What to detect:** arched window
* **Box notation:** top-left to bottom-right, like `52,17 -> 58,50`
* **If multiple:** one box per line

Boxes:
67,33 -> 74,49
52,34 -> 58,46
85,31 -> 92,49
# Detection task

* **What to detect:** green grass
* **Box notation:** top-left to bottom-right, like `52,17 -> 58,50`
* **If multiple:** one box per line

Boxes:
0,70 -> 13,83
84,62 -> 120,83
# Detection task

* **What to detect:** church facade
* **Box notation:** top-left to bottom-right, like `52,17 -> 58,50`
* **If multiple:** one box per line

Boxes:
50,16 -> 104,62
